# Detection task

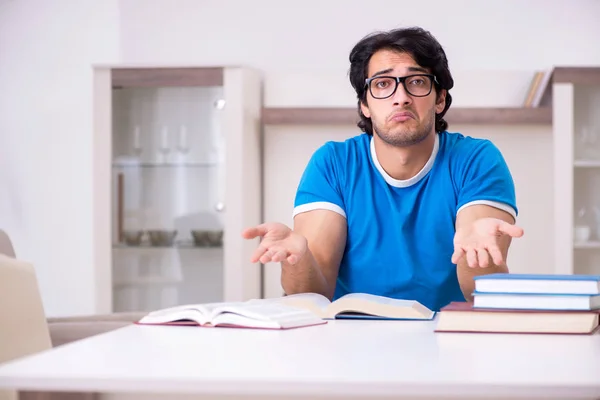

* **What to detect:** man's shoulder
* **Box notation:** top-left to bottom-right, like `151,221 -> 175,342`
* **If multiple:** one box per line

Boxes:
313,132 -> 371,161
439,131 -> 500,162
440,130 -> 492,149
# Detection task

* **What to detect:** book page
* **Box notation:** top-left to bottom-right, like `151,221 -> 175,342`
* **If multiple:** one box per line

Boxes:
210,302 -> 323,328
210,302 -> 317,320
336,293 -> 419,307
138,308 -> 209,325
211,303 -> 324,329
198,301 -> 246,314
210,312 -> 281,329
141,303 -> 211,317
138,302 -> 245,325
327,293 -> 434,320
269,292 -> 331,318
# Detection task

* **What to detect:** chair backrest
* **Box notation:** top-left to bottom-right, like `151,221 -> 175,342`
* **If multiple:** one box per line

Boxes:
0,230 -> 15,258
0,232 -> 20,399
0,254 -> 52,400
0,254 -> 52,364
0,253 -> 94,400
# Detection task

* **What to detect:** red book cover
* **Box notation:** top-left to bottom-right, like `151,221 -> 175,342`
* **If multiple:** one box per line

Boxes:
435,302 -> 600,335
441,301 -> 600,314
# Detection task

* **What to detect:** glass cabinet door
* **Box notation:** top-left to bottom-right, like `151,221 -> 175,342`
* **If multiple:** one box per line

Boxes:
111,85 -> 225,312
572,80 -> 600,276
553,67 -> 600,277
96,67 -> 262,313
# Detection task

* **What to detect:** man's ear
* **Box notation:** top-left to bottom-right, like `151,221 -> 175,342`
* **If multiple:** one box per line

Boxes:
360,101 -> 371,118
435,89 -> 447,114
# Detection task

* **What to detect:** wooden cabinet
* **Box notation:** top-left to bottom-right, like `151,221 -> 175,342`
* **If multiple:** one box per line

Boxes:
553,67 -> 600,276
92,66 -> 262,313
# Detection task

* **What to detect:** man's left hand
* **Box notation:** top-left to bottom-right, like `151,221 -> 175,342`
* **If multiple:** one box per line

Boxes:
452,217 -> 524,268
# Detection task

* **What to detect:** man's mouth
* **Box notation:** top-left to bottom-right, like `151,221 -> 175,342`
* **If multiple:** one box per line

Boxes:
389,111 -> 415,122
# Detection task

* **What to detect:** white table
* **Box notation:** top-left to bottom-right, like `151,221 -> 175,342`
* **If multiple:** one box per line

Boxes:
0,319 -> 599,399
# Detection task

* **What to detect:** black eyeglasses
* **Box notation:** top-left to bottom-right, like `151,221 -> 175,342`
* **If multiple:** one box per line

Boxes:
364,74 -> 438,99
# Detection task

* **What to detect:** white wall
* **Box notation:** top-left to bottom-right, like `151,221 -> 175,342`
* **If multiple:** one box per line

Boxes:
1,0 -> 600,315
118,0 -> 600,72
0,0 -> 120,316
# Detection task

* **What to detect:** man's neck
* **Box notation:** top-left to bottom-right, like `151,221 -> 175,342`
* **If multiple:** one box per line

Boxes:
373,132 -> 436,181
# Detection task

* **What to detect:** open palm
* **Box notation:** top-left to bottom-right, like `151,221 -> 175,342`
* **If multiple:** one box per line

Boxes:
241,222 -> 308,265
452,217 -> 524,268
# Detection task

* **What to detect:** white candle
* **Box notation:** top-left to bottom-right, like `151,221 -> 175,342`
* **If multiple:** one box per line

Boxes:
178,125 -> 189,153
160,127 -> 169,150
133,126 -> 141,150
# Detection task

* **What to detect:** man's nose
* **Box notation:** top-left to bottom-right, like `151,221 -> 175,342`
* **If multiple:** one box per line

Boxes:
392,82 -> 412,106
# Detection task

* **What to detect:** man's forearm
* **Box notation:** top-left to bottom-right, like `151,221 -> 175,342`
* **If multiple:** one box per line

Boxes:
457,261 -> 509,301
281,248 -> 333,299
453,206 -> 518,302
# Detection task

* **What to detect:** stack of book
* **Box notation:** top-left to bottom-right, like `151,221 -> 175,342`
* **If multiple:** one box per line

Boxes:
436,273 -> 600,335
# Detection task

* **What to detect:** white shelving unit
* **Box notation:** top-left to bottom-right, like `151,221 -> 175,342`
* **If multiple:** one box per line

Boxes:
574,160 -> 600,168
553,67 -> 600,276
92,66 -> 263,313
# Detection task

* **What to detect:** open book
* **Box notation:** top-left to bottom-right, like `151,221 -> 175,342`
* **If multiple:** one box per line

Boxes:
137,301 -> 326,330
277,292 -> 435,320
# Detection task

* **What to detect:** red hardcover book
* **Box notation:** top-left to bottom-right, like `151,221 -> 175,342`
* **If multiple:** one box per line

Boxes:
435,302 -> 600,335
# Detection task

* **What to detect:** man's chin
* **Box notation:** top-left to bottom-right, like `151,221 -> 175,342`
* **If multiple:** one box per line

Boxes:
376,129 -> 430,147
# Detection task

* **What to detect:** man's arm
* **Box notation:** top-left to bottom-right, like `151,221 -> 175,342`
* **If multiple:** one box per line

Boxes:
454,204 -> 520,301
282,209 -> 347,300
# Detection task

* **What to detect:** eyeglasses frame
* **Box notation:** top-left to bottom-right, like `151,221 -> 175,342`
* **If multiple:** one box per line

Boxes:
364,73 -> 439,99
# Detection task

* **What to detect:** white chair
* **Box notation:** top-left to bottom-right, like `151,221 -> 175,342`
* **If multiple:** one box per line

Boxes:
0,253 -> 97,400
0,230 -> 133,400
0,254 -> 52,400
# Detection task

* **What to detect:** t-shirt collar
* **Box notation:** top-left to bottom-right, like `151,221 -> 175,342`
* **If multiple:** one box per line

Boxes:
370,133 -> 439,188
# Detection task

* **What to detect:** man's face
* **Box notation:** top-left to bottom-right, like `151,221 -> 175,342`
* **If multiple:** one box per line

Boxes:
360,49 -> 446,147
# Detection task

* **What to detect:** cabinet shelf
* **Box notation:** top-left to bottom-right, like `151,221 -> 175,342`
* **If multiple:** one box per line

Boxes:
113,277 -> 182,287
113,242 -> 222,249
112,162 -> 219,168
574,241 -> 600,249
574,160 -> 600,168
261,106 -> 552,126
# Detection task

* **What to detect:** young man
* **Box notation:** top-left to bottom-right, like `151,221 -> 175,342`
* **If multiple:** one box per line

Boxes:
242,27 -> 524,311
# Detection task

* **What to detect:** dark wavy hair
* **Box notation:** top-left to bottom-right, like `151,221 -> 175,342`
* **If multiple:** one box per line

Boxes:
348,27 -> 454,135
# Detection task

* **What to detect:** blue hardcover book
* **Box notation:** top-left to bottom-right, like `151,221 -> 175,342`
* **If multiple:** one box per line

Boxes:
473,273 -> 600,295
333,313 -> 436,321
472,292 -> 600,311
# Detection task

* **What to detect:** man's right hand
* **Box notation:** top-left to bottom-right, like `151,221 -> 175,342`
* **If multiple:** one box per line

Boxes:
241,222 -> 308,265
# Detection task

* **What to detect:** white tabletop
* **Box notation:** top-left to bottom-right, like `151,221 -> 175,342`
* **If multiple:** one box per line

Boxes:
0,319 -> 599,399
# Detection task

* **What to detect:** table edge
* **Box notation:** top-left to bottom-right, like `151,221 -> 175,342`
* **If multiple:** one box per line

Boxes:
1,376 -> 599,399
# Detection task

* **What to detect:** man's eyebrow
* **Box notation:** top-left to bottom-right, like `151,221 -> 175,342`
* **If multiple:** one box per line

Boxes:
369,66 -> 429,79
369,68 -> 394,78
407,66 -> 429,73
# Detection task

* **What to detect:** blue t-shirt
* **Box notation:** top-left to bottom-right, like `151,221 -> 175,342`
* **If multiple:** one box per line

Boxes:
293,131 -> 517,311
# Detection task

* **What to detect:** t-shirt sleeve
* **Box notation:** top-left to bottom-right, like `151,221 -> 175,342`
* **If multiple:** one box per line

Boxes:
293,143 -> 346,219
455,140 -> 518,219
